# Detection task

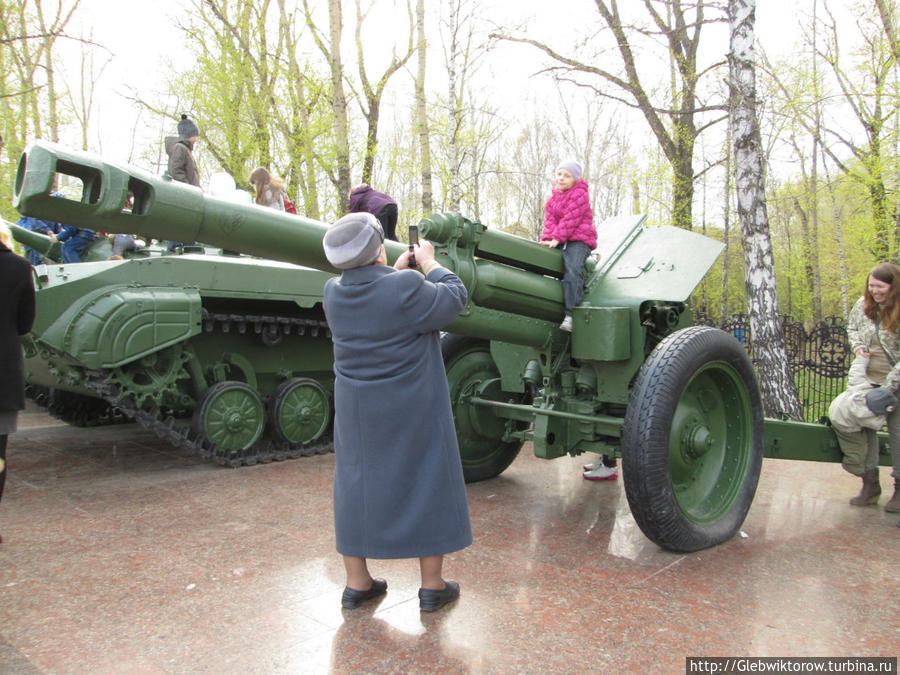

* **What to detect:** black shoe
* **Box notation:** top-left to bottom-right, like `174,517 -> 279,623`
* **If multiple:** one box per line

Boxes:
341,578 -> 387,609
418,580 -> 460,612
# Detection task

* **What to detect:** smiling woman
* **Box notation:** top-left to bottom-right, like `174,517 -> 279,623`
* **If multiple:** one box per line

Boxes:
831,262 -> 900,512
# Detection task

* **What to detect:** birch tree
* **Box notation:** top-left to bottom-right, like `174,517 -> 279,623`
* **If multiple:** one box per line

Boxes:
728,0 -> 803,419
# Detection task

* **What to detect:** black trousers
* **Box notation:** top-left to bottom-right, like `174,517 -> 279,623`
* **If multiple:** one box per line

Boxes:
376,203 -> 399,242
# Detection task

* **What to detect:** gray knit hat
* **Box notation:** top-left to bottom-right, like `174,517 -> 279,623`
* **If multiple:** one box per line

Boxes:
865,386 -> 897,415
323,212 -> 384,270
557,160 -> 583,181
177,114 -> 200,139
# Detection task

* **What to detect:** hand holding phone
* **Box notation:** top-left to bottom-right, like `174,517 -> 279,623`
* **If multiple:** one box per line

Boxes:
408,225 -> 418,269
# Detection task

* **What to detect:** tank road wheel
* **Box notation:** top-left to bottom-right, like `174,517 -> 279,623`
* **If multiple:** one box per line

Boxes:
622,326 -> 764,553
192,381 -> 265,456
268,377 -> 331,445
441,334 -> 525,483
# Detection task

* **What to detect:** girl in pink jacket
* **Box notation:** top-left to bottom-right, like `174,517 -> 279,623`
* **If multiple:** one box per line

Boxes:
540,159 -> 596,333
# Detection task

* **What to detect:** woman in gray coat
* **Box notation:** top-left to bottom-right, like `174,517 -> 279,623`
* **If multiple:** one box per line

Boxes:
322,213 -> 471,612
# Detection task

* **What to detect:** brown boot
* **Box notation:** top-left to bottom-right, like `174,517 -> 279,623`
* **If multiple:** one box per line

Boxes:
849,468 -> 881,506
884,479 -> 900,513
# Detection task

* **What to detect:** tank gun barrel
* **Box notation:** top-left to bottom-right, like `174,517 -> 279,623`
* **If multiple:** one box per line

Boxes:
14,140 -> 410,273
5,219 -> 61,260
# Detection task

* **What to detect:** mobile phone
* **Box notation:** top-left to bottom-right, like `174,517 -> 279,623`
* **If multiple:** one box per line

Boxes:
408,225 -> 418,269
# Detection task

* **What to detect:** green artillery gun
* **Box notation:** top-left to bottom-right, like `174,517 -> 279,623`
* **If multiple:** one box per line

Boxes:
15,140 -> 882,552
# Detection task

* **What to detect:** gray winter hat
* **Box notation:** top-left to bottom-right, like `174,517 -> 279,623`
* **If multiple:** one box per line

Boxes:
865,386 -> 897,415
323,212 -> 384,270
177,114 -> 200,139
557,159 -> 583,180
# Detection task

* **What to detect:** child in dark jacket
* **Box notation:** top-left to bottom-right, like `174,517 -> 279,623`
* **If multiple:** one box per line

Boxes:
539,159 -> 596,333
349,185 -> 398,241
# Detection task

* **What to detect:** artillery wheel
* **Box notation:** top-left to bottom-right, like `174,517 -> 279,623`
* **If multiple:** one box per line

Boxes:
268,377 -> 331,445
441,334 -> 525,483
192,381 -> 265,453
622,326 -> 763,553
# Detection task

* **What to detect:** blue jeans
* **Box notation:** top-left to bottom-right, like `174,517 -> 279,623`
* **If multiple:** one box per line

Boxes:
24,248 -> 42,266
561,241 -> 591,316
61,232 -> 95,263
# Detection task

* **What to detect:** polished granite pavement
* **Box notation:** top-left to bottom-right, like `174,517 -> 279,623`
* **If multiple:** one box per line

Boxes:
0,403 -> 897,674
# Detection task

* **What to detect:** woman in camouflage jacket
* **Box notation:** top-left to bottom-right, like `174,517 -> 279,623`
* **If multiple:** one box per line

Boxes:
837,263 -> 900,513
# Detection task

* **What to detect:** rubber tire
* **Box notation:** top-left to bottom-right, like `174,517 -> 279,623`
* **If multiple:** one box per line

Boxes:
622,326 -> 763,553
441,333 -> 525,483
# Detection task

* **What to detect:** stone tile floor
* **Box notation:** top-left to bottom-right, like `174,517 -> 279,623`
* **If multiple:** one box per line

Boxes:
0,403 -> 897,674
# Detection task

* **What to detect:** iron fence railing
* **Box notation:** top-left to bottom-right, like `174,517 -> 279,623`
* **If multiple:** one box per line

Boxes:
693,312 -> 851,423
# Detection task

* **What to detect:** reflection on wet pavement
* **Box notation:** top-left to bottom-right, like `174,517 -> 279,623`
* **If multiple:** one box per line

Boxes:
0,403 -> 896,672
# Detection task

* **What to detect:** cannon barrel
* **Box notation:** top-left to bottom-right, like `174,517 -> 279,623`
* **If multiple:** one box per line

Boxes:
14,141 -> 361,272
5,220 -> 60,259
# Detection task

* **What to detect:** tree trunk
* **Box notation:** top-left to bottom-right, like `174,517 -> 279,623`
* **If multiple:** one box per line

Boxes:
728,0 -> 803,420
821,154 -> 849,319
328,0 -> 351,212
415,0 -> 433,213
447,0 -> 462,211
790,194 -> 816,314
720,117 -> 732,323
354,0 -> 414,187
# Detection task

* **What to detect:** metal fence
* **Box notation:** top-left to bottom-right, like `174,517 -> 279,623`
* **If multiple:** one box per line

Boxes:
694,312 -> 852,423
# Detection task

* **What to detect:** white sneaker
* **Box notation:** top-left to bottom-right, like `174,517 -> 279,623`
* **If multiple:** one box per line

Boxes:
583,464 -> 618,481
559,315 -> 573,332
583,461 -> 603,471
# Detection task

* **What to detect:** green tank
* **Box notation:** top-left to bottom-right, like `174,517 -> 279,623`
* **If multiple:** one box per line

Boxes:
15,140 -> 867,552
11,144 -> 338,466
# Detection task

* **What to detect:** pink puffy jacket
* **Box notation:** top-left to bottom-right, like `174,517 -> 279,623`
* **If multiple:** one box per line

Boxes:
542,179 -> 596,249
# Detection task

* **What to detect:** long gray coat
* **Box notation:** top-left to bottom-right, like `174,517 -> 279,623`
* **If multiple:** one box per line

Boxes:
323,264 -> 472,559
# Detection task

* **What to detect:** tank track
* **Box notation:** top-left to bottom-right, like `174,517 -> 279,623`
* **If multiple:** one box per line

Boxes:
25,383 -> 128,427
79,308 -> 335,468
201,308 -> 332,342
83,370 -> 333,467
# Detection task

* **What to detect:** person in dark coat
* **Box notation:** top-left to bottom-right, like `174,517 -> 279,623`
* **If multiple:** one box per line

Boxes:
348,184 -> 399,241
165,114 -> 201,187
0,224 -> 37,545
322,212 -> 471,612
